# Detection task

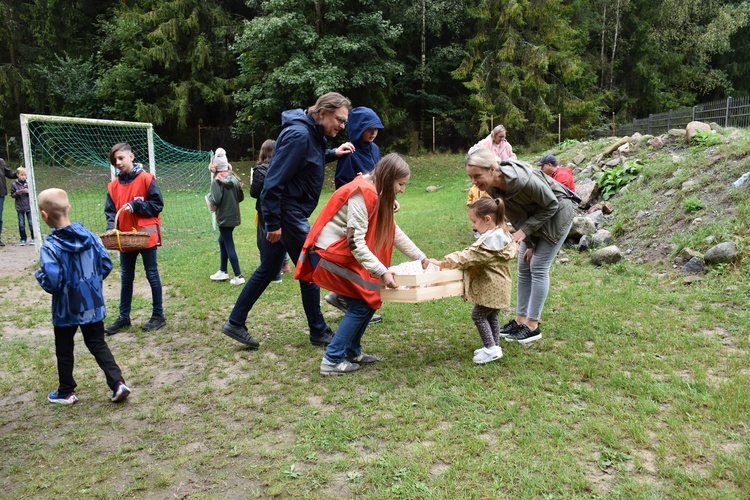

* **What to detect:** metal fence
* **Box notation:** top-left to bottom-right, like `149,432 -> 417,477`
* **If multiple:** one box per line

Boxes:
611,96 -> 750,137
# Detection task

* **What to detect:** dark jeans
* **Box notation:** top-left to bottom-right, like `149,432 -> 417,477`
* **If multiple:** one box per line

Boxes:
119,246 -> 163,319
0,196 -> 5,237
324,296 -> 375,364
218,226 -> 241,276
54,320 -> 124,393
17,210 -> 33,241
229,208 -> 328,336
256,221 -> 288,275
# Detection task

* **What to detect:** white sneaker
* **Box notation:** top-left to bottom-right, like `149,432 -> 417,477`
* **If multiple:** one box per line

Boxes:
473,345 -> 503,364
230,275 -> 245,285
210,270 -> 229,281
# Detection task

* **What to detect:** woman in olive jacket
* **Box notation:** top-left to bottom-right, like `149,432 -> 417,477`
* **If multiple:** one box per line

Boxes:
465,148 -> 580,344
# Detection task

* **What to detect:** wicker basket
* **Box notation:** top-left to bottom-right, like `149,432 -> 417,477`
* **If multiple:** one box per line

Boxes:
100,207 -> 151,251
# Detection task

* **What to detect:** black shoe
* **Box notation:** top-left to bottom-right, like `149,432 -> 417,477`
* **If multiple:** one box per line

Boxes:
507,324 -> 542,344
369,314 -> 383,324
221,321 -> 260,348
310,329 -> 334,346
499,319 -> 522,338
105,317 -> 131,335
0,240 -> 5,247
142,316 -> 166,331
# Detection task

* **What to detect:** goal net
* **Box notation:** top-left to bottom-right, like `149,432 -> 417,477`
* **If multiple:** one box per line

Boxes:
20,114 -> 214,245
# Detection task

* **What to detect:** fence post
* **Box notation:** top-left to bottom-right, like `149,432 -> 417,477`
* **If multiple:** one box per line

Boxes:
648,114 -> 652,135
432,116 -> 436,153
692,105 -> 697,122
632,118 -> 636,135
668,110 -> 672,130
725,96 -> 732,127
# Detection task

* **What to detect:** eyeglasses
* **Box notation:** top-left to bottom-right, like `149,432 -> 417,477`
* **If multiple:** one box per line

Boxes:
333,114 -> 348,126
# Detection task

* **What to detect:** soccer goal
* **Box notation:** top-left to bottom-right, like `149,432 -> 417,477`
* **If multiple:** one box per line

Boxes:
20,114 -> 214,248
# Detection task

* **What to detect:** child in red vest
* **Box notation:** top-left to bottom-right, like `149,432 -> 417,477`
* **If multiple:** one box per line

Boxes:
104,143 -> 166,335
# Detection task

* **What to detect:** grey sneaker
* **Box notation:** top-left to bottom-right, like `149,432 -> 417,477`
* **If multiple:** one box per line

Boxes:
346,353 -> 378,364
221,322 -> 260,348
320,359 -> 360,375
310,328 -> 334,346
324,292 -> 348,313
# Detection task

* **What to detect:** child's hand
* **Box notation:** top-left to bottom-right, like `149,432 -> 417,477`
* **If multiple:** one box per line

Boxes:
426,258 -> 443,269
380,271 -> 399,289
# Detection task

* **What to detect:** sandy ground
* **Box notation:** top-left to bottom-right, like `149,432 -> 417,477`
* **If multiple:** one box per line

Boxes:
0,241 -> 39,278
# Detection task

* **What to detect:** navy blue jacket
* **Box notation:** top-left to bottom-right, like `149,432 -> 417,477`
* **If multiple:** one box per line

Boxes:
334,107 -> 383,188
36,223 -> 113,327
260,109 -> 337,232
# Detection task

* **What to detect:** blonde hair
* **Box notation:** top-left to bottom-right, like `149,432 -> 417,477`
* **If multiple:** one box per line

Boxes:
38,188 -> 70,223
16,166 -> 26,175
491,125 -> 507,138
372,153 -> 410,251
465,148 -> 500,171
308,92 -> 351,116
257,139 -> 275,165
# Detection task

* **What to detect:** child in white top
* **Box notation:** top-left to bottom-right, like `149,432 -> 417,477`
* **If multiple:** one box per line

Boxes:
429,197 -> 518,364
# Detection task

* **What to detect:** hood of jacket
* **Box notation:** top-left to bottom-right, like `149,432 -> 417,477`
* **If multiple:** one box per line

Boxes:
117,163 -> 145,182
216,172 -> 241,189
346,107 -> 384,145
46,222 -> 97,254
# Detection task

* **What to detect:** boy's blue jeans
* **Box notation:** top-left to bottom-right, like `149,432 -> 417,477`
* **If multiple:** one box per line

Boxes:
119,246 -> 163,319
17,210 -> 33,241
324,296 -> 375,364
228,208 -> 329,337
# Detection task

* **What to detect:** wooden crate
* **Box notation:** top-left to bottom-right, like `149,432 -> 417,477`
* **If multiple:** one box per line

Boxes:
381,268 -> 463,303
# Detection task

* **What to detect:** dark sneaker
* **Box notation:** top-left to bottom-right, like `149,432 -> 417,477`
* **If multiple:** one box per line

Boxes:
221,322 -> 260,348
0,240 -> 5,247
507,324 -> 542,344
369,314 -> 383,324
310,329 -> 335,346
499,319 -> 522,338
324,292 -> 348,313
320,359 -> 360,375
346,353 -> 378,364
48,391 -> 78,405
111,381 -> 131,402
105,317 -> 131,335
142,316 -> 166,331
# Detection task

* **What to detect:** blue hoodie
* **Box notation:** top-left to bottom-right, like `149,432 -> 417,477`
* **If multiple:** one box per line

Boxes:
261,109 -> 339,232
35,223 -> 113,327
334,107 -> 384,188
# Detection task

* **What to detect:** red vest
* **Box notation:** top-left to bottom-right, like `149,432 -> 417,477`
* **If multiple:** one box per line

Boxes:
295,176 -> 394,309
107,171 -> 162,251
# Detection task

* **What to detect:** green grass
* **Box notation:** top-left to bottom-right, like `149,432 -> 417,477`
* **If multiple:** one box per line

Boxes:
1,152 -> 748,497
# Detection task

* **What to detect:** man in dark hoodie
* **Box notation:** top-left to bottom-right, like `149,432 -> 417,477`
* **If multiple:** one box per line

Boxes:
221,92 -> 355,348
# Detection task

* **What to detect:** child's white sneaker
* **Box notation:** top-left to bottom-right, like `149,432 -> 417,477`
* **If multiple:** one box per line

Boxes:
210,270 -> 229,281
230,275 -> 245,285
473,345 -> 503,364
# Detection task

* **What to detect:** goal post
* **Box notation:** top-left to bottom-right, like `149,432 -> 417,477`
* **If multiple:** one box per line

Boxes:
20,114 -> 214,252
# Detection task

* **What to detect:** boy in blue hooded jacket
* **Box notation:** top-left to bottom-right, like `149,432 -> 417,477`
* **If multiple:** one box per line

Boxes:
327,107 -> 386,323
333,107 -> 384,189
35,188 -> 130,405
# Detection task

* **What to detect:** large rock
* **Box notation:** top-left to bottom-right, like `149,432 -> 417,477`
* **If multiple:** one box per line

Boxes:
591,229 -> 613,247
686,121 -> 711,144
648,136 -> 665,149
591,245 -> 623,265
668,129 -> 686,137
572,153 -> 586,166
569,216 -> 596,238
576,179 -> 598,208
681,257 -> 704,274
586,210 -> 604,228
704,241 -> 738,265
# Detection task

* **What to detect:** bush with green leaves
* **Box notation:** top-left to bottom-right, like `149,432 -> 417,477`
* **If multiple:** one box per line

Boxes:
691,130 -> 721,147
596,160 -> 643,200
682,196 -> 704,213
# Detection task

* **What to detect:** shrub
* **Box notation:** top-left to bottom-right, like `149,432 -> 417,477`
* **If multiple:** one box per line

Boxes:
691,130 -> 721,147
682,196 -> 704,213
596,160 -> 643,200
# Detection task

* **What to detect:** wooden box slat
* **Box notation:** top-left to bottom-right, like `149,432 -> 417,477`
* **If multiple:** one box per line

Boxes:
381,281 -> 464,303
393,268 -> 463,286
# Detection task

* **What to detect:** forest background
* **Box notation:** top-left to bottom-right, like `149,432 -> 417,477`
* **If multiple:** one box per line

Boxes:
1,0 -> 750,158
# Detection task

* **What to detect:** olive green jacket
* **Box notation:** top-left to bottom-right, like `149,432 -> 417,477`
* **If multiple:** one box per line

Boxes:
209,173 -> 244,228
